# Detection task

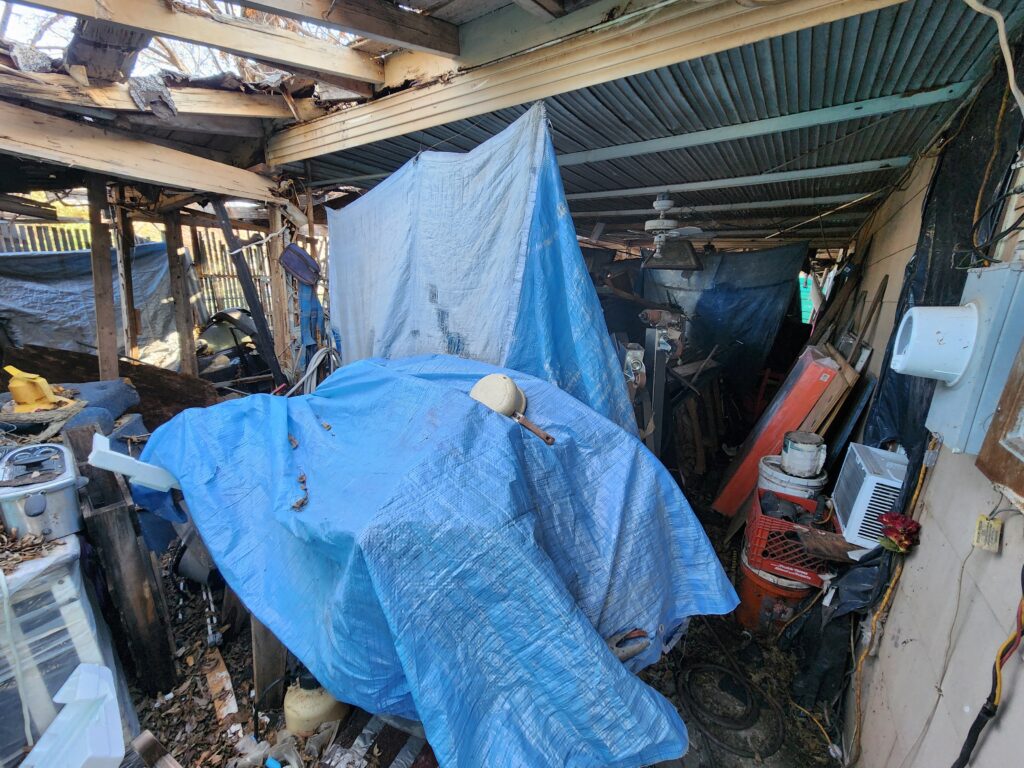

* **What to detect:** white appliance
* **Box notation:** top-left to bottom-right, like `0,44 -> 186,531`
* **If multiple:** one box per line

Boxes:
833,443 -> 909,549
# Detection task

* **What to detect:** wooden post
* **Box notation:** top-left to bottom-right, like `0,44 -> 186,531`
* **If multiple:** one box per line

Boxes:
267,206 -> 292,373
163,211 -> 199,377
112,187 -> 140,358
86,176 -> 119,380
211,199 -> 287,386
251,617 -> 289,709
63,425 -> 178,695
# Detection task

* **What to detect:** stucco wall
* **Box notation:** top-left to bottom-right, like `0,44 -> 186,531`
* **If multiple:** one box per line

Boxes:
856,154 -> 936,380
851,156 -> 1024,767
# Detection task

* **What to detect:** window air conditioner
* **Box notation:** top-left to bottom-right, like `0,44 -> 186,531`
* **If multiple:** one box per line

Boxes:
832,443 -> 909,549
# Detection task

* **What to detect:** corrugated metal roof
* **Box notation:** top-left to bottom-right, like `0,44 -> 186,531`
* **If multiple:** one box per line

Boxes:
305,0 -> 1024,245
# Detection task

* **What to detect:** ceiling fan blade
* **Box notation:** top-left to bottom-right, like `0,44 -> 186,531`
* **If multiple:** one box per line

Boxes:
665,226 -> 704,237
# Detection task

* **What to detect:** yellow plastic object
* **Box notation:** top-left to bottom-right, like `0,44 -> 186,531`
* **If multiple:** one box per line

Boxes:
4,365 -> 63,413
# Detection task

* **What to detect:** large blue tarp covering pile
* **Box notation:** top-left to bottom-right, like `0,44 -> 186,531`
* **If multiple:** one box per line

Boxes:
327,103 -> 636,434
140,355 -> 737,767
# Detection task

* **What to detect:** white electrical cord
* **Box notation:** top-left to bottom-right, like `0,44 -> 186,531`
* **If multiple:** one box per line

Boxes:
227,224 -> 289,256
963,0 -> 1024,116
285,346 -> 341,396
0,569 -> 34,747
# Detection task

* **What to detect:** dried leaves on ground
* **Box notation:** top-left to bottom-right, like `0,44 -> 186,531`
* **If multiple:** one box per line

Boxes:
0,532 -> 64,574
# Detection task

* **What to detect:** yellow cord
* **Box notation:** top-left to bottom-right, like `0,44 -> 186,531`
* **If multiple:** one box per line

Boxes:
994,600 -> 1024,707
792,700 -> 832,748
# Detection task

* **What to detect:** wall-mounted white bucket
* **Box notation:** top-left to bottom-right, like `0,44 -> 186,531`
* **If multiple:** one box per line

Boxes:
890,304 -> 979,385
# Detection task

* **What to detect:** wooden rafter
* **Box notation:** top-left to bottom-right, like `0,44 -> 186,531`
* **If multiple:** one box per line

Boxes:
0,193 -> 58,219
0,100 -> 278,201
237,0 -> 460,56
267,0 -> 911,165
0,71 -> 320,119
18,0 -> 384,84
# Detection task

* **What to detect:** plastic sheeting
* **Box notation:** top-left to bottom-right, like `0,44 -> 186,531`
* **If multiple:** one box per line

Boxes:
138,354 -> 737,768
642,243 -> 807,388
326,104 -> 635,434
0,537 -> 137,767
0,242 -> 202,370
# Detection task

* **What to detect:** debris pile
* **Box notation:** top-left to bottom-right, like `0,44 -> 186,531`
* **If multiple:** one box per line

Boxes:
0,531 -> 64,574
132,545 -> 257,766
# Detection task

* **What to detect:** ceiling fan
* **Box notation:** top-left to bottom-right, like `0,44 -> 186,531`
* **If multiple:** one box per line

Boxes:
632,193 -> 709,270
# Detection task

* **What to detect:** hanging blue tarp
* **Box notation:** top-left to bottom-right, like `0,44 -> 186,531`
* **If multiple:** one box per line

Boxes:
138,355 -> 737,768
0,241 -> 203,370
326,103 -> 636,434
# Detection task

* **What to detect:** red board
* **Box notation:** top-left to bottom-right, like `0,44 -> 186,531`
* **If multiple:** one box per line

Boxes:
712,346 -> 838,517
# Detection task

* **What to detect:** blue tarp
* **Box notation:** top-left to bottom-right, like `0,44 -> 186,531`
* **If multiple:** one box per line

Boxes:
327,103 -> 636,434
0,242 -> 204,370
138,355 -> 737,768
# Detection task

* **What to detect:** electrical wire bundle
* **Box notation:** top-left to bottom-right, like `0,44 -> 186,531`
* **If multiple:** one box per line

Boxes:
950,564 -> 1024,768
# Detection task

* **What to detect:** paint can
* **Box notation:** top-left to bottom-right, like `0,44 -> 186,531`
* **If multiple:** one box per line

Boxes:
780,431 -> 827,478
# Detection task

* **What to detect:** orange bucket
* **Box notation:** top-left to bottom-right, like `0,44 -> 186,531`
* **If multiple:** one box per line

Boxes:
734,551 -> 812,632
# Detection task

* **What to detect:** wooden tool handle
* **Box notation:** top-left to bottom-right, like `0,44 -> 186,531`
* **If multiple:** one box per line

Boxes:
514,413 -> 556,445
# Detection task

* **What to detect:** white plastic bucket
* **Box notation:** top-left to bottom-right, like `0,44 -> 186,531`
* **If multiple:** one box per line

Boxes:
757,455 -> 827,498
781,431 -> 826,478
890,304 -> 979,385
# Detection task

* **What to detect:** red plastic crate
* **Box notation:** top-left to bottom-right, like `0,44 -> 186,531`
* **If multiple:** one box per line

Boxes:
744,488 -> 838,588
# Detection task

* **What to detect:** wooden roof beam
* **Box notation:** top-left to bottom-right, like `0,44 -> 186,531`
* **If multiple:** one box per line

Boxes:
17,0 -> 384,85
267,0 -> 911,165
236,0 -> 459,56
0,193 -> 58,220
0,71 -> 318,119
0,100 -> 278,201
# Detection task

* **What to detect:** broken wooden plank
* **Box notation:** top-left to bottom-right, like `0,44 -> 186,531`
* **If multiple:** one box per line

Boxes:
64,425 -> 178,695
0,101 -> 279,201
238,0 -> 459,56
3,344 -> 219,429
203,647 -> 240,723
0,70 -> 310,118
131,730 -> 187,768
87,176 -> 120,381
20,0 -> 383,84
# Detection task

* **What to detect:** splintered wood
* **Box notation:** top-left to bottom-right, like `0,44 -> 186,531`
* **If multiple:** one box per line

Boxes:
203,648 -> 240,723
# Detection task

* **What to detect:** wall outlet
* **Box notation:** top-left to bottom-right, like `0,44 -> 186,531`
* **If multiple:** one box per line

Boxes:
973,515 -> 1004,553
